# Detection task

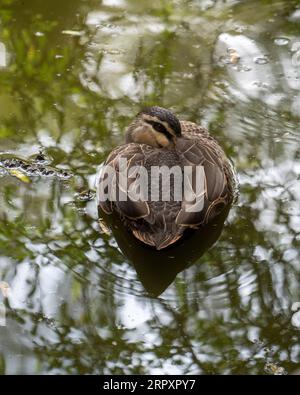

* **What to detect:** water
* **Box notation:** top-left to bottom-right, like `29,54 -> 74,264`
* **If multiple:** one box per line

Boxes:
0,0 -> 299,375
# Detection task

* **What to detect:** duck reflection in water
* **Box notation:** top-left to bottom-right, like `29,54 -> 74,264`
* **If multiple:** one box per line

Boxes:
98,206 -> 231,297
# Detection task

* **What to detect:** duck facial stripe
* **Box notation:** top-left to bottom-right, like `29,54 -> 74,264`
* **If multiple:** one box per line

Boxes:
145,120 -> 172,140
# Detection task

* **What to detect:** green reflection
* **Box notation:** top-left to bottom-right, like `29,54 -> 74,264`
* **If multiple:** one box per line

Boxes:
0,0 -> 299,375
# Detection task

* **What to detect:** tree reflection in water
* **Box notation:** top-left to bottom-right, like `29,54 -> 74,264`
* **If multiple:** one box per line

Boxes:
0,0 -> 299,374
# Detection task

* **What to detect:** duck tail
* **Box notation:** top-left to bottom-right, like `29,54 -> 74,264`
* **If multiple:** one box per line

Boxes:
132,229 -> 182,250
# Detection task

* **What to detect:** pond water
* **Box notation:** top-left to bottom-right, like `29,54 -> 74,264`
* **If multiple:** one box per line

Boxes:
0,0 -> 300,375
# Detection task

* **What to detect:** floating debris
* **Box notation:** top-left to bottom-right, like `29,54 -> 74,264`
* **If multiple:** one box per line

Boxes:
264,362 -> 287,375
218,48 -> 241,67
228,48 -> 240,64
252,81 -> 269,89
0,282 -> 10,298
62,30 -> 84,37
0,158 -> 23,168
274,37 -> 290,46
9,169 -> 31,183
101,48 -> 126,55
55,170 -> 73,180
238,65 -> 252,72
75,189 -> 96,202
98,218 -> 111,236
32,151 -> 53,166
0,155 -> 73,181
254,55 -> 269,65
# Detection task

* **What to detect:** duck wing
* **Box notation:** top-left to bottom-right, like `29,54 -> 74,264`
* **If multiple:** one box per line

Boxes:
98,143 -> 150,219
99,144 -> 184,249
175,132 -> 231,227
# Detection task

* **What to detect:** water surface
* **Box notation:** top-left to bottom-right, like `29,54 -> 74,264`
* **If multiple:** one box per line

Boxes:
0,0 -> 300,374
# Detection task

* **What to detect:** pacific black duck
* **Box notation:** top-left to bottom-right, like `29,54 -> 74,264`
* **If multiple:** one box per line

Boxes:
98,106 -> 235,250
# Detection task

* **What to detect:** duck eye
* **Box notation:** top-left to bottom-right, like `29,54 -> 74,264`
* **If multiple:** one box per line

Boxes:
145,120 -> 172,140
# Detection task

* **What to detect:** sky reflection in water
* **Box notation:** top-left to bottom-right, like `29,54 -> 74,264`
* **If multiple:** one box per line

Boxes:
0,0 -> 299,374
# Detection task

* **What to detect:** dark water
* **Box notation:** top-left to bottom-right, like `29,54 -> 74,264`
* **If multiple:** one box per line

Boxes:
0,0 -> 300,374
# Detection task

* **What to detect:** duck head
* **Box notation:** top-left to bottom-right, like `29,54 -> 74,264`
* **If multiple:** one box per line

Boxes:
125,106 -> 182,148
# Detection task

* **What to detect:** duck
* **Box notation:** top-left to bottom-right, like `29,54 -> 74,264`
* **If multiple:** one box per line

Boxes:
98,106 -> 236,250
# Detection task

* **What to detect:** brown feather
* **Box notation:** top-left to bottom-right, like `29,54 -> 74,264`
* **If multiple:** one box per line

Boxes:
98,117 -> 236,249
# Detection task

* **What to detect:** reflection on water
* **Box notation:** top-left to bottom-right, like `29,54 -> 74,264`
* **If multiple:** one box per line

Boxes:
100,206 -> 231,296
0,0 -> 299,374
